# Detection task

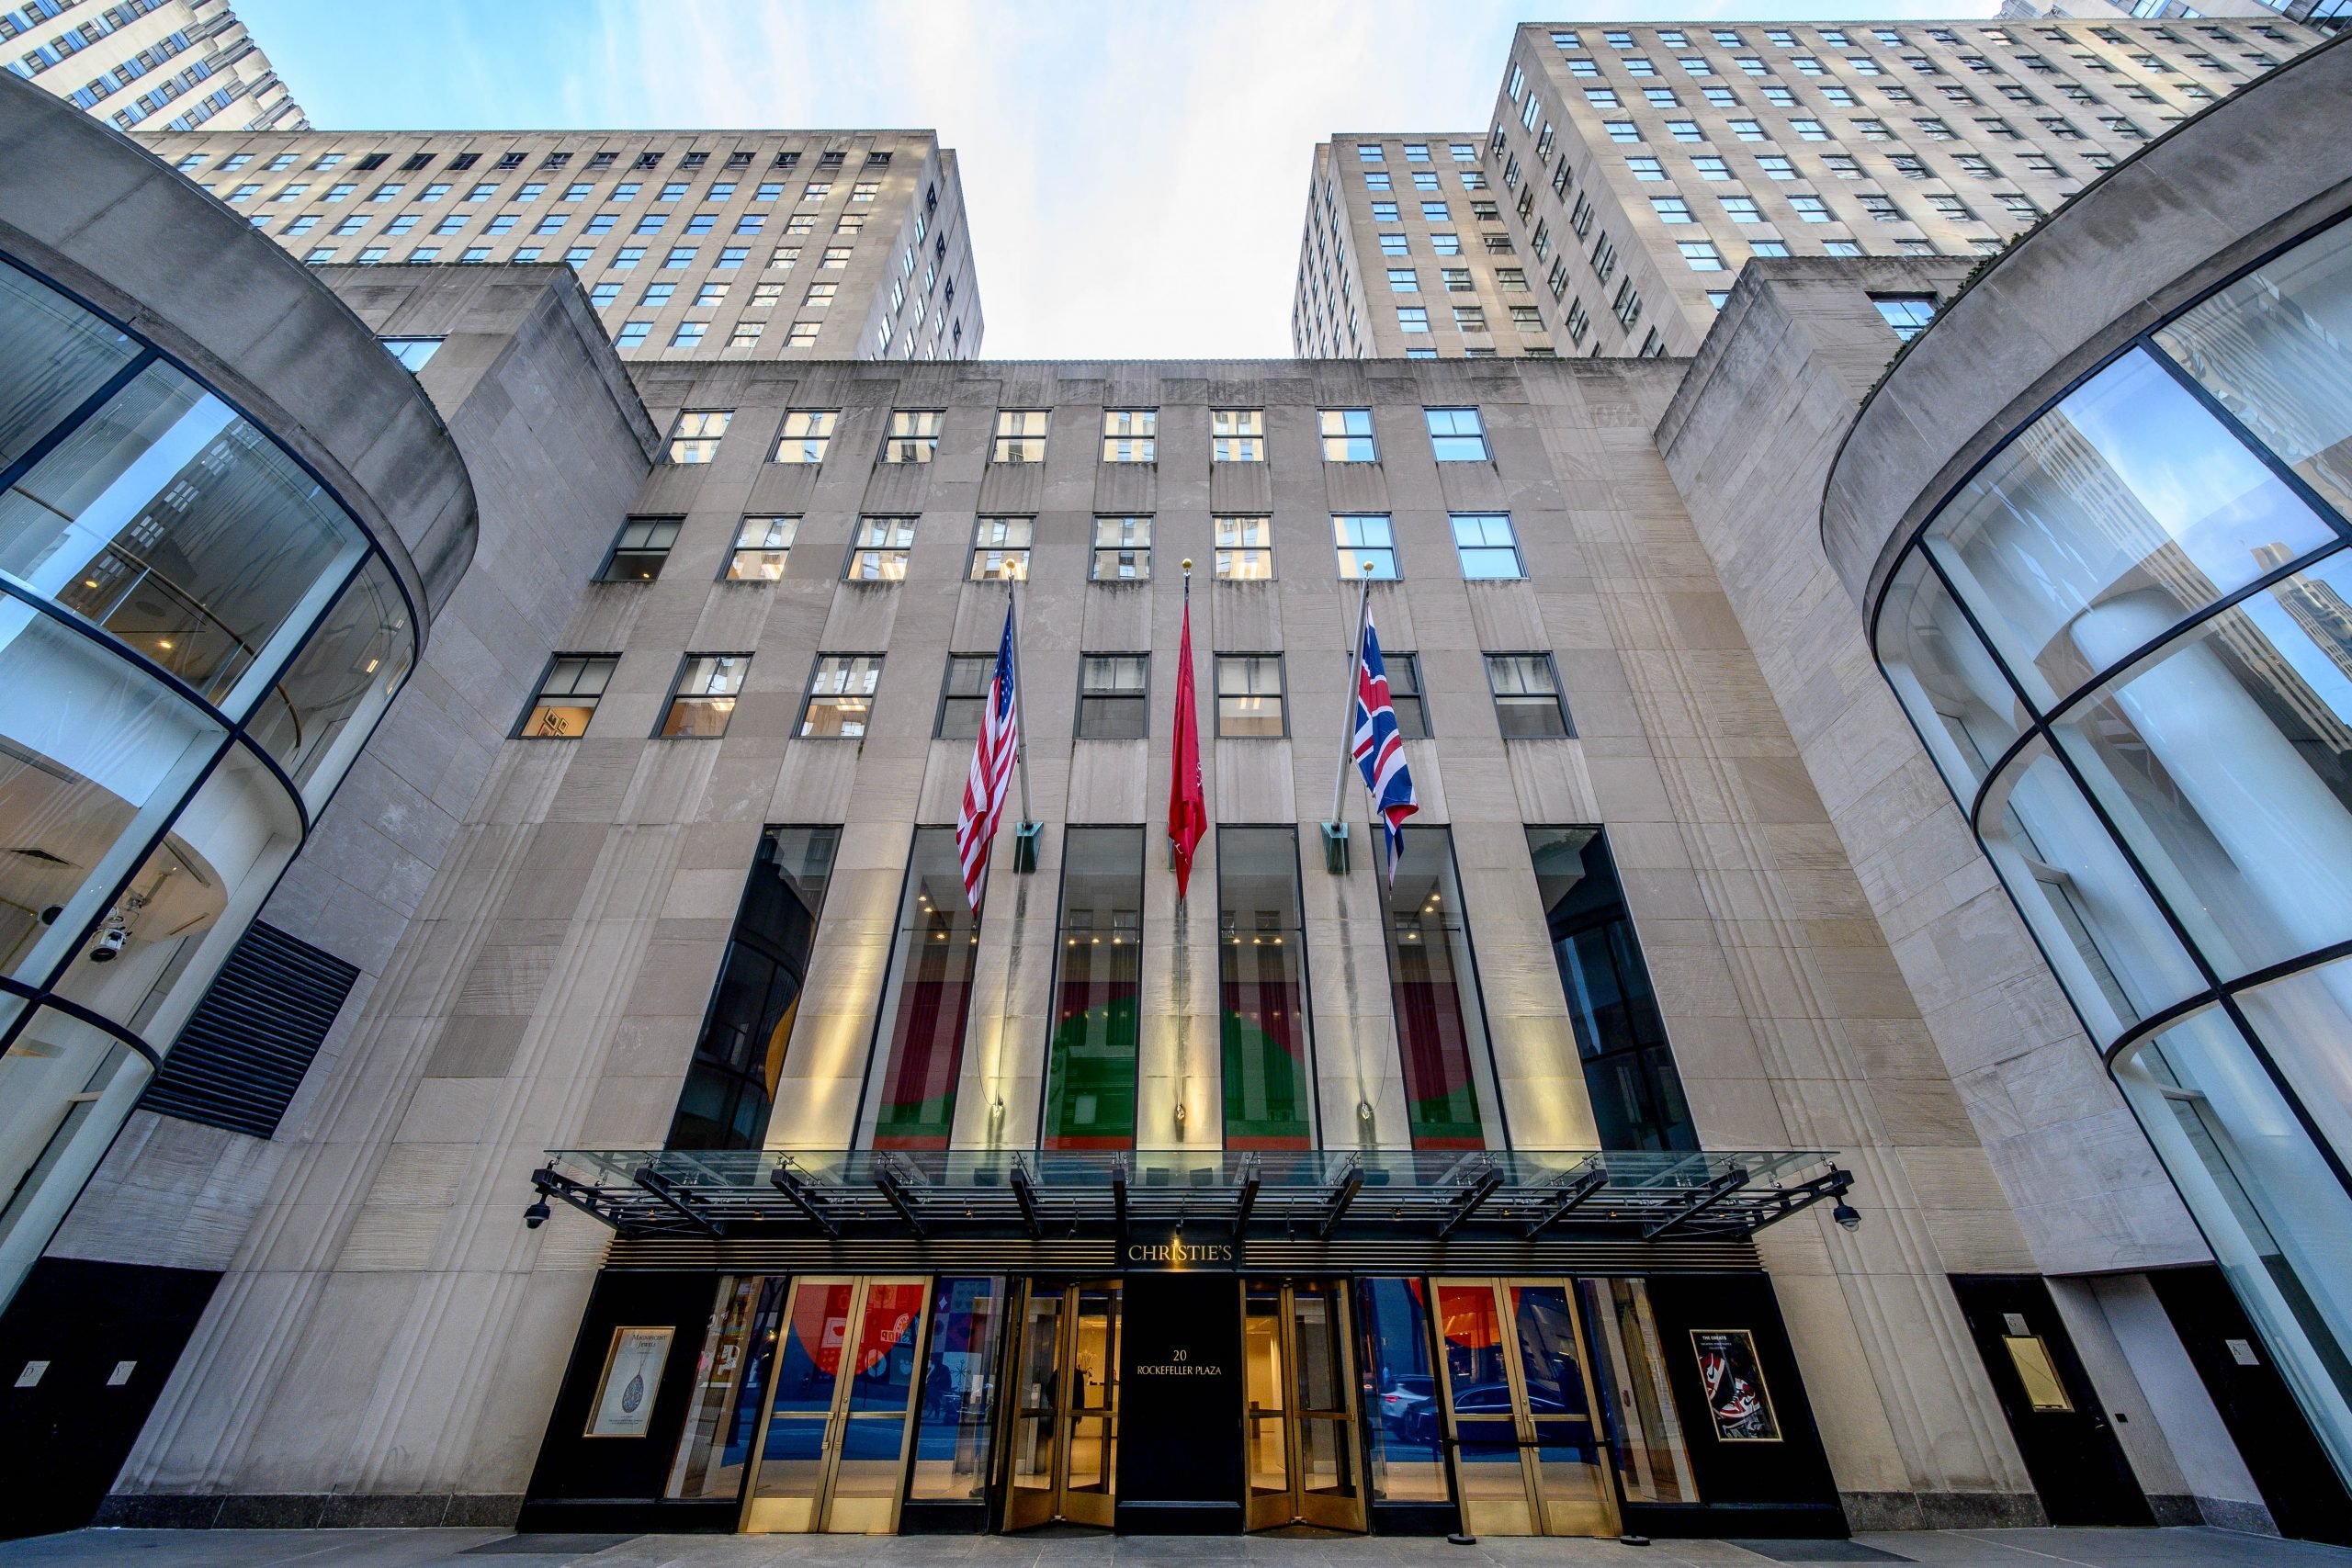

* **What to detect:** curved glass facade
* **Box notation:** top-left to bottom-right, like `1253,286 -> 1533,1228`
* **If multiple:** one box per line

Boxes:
1871,215 -> 2352,1483
0,257 -> 419,1305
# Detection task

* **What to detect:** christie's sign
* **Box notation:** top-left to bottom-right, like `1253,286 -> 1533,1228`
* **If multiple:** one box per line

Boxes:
1124,1230 -> 1238,1270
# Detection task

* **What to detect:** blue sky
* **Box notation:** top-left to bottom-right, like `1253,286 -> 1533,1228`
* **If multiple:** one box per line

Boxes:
243,0 -> 1992,358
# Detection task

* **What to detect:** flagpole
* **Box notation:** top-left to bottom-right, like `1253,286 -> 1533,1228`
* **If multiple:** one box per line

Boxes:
1007,573 -> 1034,828
1328,571 -> 1374,829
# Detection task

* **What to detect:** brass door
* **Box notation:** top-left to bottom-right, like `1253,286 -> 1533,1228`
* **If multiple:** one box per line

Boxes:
1430,1278 -> 1618,1538
1003,1280 -> 1120,1530
741,1276 -> 931,1534
1244,1280 -> 1368,1532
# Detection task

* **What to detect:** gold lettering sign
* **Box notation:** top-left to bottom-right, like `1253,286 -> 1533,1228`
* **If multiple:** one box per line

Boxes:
1124,1237 -> 1235,1266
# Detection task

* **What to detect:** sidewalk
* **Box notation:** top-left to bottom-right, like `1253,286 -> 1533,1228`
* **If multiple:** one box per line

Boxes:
4,1528 -> 2351,1568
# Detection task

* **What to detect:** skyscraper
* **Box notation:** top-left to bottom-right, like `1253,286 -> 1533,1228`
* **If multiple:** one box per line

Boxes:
1298,16 -> 2323,358
5,0 -> 304,131
139,130 -> 984,360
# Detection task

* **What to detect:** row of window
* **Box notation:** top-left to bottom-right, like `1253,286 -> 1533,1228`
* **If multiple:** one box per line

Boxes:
599,510 -> 1532,586
1568,73 -> 2191,118
673,817 -> 1690,1155
187,144 -> 894,177
269,206 -> 876,244
214,174 -> 887,209
1604,127 -> 2097,179
1547,41 -> 2246,85
1544,20 -> 2288,51
660,405 -> 1490,467
524,647 -> 1577,743
1649,188 -> 2032,231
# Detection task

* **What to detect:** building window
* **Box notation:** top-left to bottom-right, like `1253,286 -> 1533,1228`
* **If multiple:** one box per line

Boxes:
1207,653 -> 1284,737
727,516 -> 797,581
775,409 -> 837,462
517,653 -> 618,738
970,516 -> 1031,581
1320,409 -> 1376,461
1679,242 -> 1724,271
937,653 -> 995,739
1102,409 -> 1156,462
1384,826 -> 1500,1147
664,826 -> 842,1148
599,515 -> 682,581
1212,409 -> 1264,462
1397,307 -> 1430,333
801,654 -> 882,737
1042,826 -> 1146,1149
879,409 -> 941,463
1078,655 -> 1149,739
1452,513 -> 1524,580
616,321 -> 650,347
667,409 -> 731,463
1215,516 -> 1273,581
850,517 -> 916,580
786,321 -> 820,348
661,653 -> 750,738
1335,514 -> 1398,581
993,409 -> 1047,463
1426,407 -> 1489,462
671,321 -> 706,349
1527,827 -> 1694,1149
864,827 -> 982,1147
1218,825 -> 1312,1148
1872,293 -> 1938,341
1091,516 -> 1151,581
1487,653 -> 1572,737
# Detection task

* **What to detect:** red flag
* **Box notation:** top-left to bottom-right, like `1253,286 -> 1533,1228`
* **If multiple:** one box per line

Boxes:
1168,599 -> 1206,897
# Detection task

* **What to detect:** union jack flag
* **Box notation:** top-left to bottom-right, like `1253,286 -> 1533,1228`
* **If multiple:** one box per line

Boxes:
1352,615 -> 1419,885
956,604 -> 1021,912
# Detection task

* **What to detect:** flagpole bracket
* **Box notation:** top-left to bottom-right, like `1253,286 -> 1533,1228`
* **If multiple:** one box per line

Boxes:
1012,820 -> 1043,874
1319,820 -> 1350,875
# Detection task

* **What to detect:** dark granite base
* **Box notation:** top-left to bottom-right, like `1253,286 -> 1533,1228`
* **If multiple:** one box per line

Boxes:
1838,1491 -> 2049,1531
95,1493 -> 525,1530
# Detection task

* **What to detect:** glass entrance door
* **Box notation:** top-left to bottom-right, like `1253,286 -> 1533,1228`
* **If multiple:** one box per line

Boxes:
1432,1278 -> 1618,1537
1003,1280 -> 1121,1530
741,1276 -> 930,1534
1244,1280 -> 1368,1531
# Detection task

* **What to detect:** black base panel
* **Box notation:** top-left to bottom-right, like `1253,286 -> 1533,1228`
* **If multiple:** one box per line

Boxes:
1116,1501 -> 1247,1535
1370,1503 -> 1462,1536
1624,1501 -> 1849,1540
513,1499 -> 736,1534
899,1502 -> 989,1534
1726,1542 -> 1913,1564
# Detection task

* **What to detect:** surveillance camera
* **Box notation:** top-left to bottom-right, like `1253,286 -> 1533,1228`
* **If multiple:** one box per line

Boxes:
1832,1199 -> 1861,1233
88,923 -> 129,964
39,905 -> 62,926
524,1197 -> 552,1230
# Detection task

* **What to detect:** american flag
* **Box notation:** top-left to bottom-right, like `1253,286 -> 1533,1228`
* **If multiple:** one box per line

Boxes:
956,604 -> 1021,912
1352,615 -> 1419,885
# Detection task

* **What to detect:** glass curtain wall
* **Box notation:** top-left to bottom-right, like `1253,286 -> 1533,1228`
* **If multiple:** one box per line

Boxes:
1526,828 -> 1696,1151
0,257 -> 419,1307
668,827 -> 841,1149
1040,827 -> 1142,1151
1870,215 -> 2352,1483
1382,828 -> 1502,1149
1219,825 -> 1316,1150
864,828 -> 983,1149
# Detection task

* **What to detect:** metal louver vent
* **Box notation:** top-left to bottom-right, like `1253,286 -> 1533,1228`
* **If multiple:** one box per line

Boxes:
139,921 -> 359,1139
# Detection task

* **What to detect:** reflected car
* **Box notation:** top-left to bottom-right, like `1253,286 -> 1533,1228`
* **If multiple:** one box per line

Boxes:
1379,1373 -> 1435,1437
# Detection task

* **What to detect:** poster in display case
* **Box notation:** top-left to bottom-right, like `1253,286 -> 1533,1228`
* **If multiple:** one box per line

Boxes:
585,1325 -> 675,1438
1691,1327 -> 1780,1442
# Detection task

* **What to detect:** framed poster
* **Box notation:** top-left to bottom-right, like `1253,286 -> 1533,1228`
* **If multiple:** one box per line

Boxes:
585,1325 -> 674,1438
1691,1328 -> 1780,1443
